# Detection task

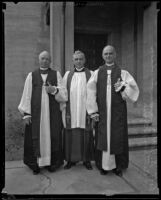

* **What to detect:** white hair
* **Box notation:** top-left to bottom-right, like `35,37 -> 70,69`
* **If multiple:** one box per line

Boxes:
73,50 -> 85,59
38,51 -> 50,61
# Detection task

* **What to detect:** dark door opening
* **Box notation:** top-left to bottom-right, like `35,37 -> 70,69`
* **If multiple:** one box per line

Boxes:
74,33 -> 108,71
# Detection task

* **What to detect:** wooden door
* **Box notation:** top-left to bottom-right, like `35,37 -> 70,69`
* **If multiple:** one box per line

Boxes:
74,33 -> 108,70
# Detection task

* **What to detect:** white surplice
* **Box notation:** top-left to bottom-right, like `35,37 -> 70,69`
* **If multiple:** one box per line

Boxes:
18,70 -> 67,167
86,68 -> 139,170
61,70 -> 93,129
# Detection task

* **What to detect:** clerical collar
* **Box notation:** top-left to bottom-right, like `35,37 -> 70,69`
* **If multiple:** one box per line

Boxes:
105,63 -> 115,70
40,67 -> 49,70
39,67 -> 50,74
105,63 -> 114,67
74,67 -> 85,72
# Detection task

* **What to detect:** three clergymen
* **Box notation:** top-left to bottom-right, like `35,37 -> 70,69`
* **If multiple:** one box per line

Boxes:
18,45 -> 139,176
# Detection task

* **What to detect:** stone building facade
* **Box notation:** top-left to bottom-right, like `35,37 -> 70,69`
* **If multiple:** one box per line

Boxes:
4,2 -> 158,160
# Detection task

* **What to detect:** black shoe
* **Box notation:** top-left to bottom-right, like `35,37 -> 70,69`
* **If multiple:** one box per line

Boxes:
47,165 -> 58,172
64,162 -> 76,169
58,160 -> 64,167
113,168 -> 123,177
33,167 -> 40,175
83,162 -> 93,170
100,169 -> 108,175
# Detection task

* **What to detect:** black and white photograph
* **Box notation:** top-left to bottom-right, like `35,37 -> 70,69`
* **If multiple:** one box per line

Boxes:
2,1 -> 159,196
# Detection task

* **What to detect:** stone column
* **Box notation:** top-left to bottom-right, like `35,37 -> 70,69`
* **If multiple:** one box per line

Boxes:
64,2 -> 74,72
135,5 -> 143,106
142,2 -> 156,122
50,2 -> 64,74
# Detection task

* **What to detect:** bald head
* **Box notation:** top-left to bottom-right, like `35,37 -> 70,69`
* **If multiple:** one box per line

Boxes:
102,45 -> 116,55
39,51 -> 51,69
102,45 -> 116,64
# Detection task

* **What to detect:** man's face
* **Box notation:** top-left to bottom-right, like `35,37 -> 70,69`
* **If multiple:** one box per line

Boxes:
102,46 -> 116,64
39,53 -> 50,68
73,53 -> 85,69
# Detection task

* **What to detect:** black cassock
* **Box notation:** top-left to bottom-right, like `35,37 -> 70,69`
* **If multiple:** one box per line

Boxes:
93,65 -> 129,170
21,68 -> 64,170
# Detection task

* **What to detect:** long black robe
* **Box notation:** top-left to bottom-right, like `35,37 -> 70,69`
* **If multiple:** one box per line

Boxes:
22,69 -> 63,170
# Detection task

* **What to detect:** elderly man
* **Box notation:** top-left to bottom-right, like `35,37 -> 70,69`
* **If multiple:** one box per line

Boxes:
87,45 -> 139,176
62,50 -> 94,170
18,51 -> 67,174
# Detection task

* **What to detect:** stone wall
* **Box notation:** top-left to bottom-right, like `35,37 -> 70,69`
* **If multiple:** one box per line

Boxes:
152,2 -> 157,127
120,4 -> 141,117
142,2 -> 157,125
5,2 -> 50,160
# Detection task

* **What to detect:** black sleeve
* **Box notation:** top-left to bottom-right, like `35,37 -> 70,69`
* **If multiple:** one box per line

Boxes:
24,113 -> 31,116
120,85 -> 126,92
55,88 -> 59,95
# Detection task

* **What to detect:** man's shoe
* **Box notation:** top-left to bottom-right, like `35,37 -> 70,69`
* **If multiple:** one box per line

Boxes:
100,169 -> 108,175
64,162 -> 76,169
113,168 -> 123,177
33,167 -> 40,175
83,162 -> 93,170
47,165 -> 57,172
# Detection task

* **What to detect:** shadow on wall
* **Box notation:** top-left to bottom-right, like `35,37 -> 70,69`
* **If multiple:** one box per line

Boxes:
5,109 -> 24,161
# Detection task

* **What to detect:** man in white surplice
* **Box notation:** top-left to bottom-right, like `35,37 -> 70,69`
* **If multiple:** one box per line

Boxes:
61,50 -> 94,170
86,45 -> 139,177
18,51 -> 67,175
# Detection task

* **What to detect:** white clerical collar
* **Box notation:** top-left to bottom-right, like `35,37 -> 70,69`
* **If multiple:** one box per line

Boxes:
40,67 -> 49,70
105,63 -> 114,67
75,67 -> 85,72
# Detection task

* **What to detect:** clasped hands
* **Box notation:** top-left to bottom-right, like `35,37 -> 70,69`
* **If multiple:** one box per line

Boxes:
45,82 -> 57,94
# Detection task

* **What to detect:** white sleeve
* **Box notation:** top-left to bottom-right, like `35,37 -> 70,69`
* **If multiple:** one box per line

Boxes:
62,71 -> 70,88
121,70 -> 139,103
55,71 -> 68,103
60,71 -> 70,128
90,70 -> 94,76
86,69 -> 99,115
18,72 -> 32,116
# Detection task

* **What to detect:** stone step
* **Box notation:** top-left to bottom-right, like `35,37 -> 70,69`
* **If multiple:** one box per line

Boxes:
129,136 -> 157,151
128,118 -> 152,127
128,126 -> 157,138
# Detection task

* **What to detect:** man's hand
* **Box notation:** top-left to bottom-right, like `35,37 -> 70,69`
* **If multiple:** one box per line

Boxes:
23,117 -> 31,125
114,78 -> 122,92
114,78 -> 125,92
91,113 -> 99,122
45,82 -> 57,94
